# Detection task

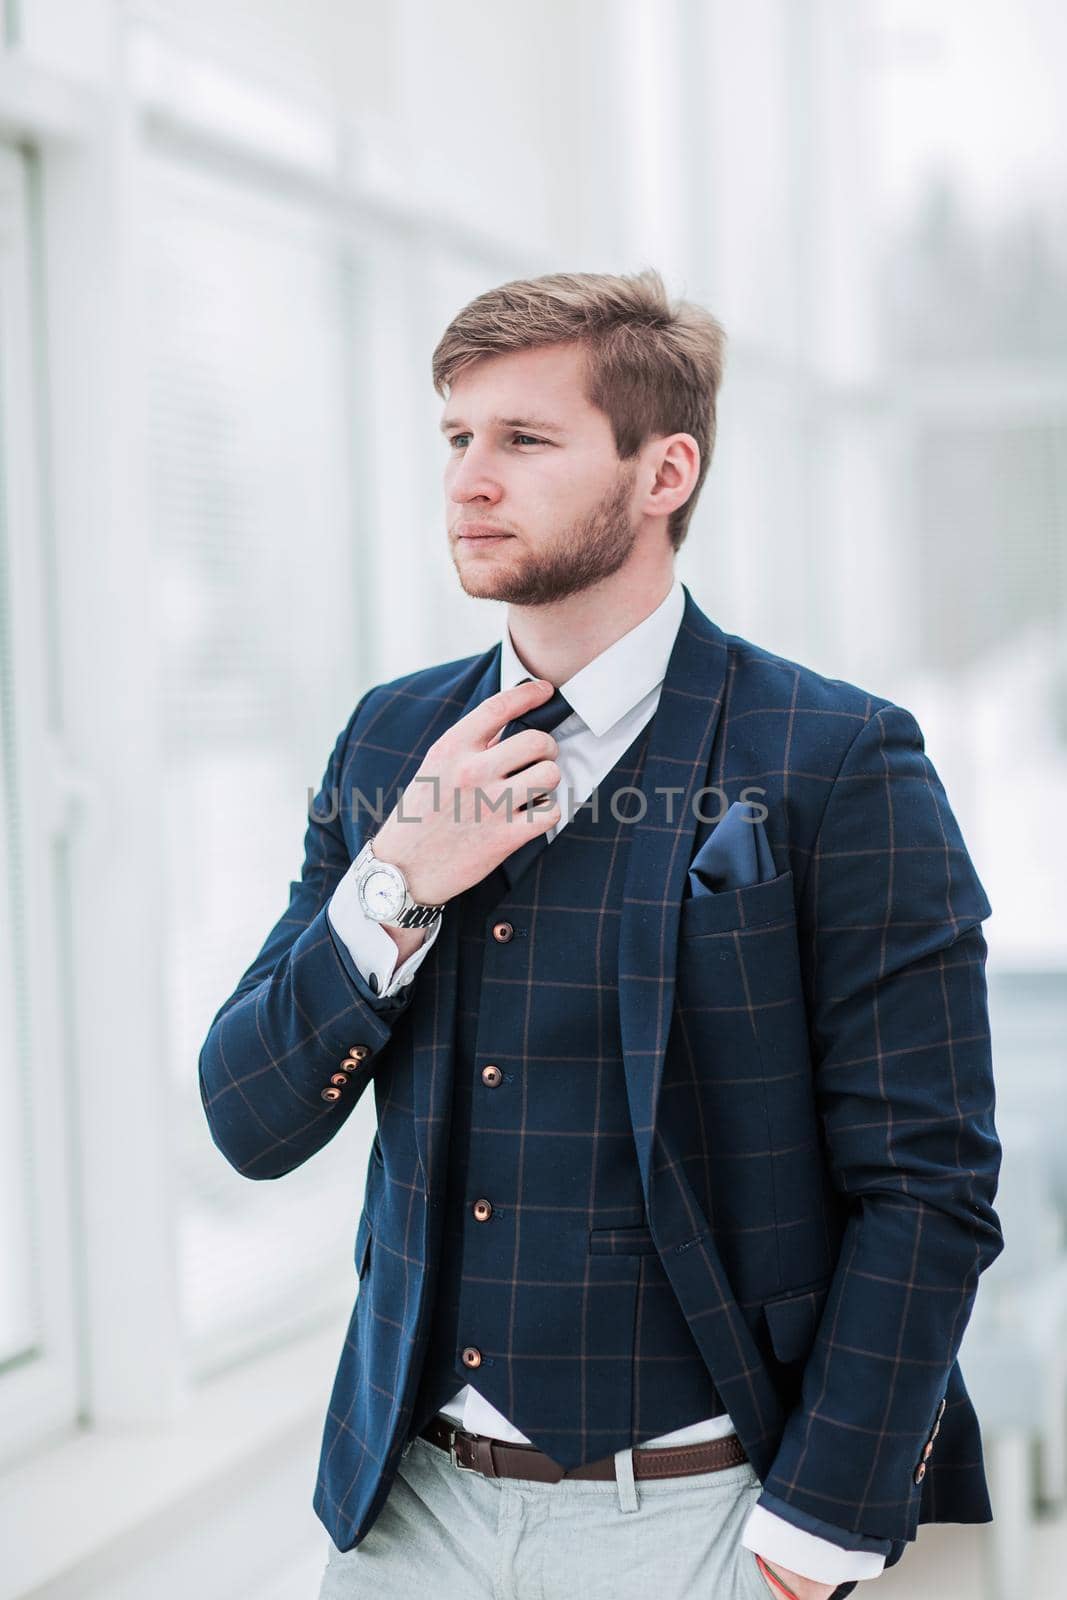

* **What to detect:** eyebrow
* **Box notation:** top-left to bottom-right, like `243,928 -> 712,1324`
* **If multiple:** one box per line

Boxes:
438,414 -> 570,437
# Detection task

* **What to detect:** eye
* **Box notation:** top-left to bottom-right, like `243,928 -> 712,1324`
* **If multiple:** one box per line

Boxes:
446,433 -> 548,449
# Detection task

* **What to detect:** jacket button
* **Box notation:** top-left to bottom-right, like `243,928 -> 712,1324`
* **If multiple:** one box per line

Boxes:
914,1462 -> 926,1483
321,1086 -> 343,1103
461,1346 -> 483,1369
472,1198 -> 493,1222
481,1064 -> 503,1087
491,921 -> 514,943
347,1044 -> 371,1061
922,1441 -> 934,1460
330,1073 -> 348,1087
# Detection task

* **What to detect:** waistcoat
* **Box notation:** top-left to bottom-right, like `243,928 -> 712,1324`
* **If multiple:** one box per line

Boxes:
411,715 -> 726,1464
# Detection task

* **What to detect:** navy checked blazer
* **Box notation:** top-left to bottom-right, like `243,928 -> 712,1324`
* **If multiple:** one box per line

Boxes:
198,582 -> 1004,1572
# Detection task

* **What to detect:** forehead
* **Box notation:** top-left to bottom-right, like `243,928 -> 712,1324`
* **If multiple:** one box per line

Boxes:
443,342 -> 601,429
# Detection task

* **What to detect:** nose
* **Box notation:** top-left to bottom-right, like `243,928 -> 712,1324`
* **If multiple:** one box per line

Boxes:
447,440 -> 503,507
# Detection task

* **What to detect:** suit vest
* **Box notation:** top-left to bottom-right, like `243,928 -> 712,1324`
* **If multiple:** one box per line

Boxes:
411,715 -> 726,1465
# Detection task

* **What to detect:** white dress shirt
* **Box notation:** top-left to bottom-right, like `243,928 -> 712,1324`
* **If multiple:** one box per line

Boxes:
326,576 -> 885,1584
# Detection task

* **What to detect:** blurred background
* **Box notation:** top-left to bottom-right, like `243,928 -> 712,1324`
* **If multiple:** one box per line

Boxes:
0,1 -> 1064,1596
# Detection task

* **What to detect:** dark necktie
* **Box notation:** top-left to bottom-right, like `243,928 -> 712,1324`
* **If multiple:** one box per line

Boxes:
497,676 -> 574,889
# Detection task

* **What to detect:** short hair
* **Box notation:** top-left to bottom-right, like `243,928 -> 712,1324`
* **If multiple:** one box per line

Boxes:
431,267 -> 727,552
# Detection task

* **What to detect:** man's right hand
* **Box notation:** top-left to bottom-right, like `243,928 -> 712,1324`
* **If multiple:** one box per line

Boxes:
369,677 -> 563,915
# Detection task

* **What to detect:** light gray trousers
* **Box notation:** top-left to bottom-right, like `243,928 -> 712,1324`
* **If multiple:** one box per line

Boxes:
317,1433 -> 777,1600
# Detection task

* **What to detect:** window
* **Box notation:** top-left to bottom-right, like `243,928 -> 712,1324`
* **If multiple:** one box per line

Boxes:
0,142 -> 79,1467
140,154 -> 381,1374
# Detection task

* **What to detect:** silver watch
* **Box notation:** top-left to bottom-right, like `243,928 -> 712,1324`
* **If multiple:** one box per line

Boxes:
352,838 -> 445,929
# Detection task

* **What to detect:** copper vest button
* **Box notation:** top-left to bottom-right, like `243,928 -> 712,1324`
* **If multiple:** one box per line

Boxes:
321,1086 -> 343,1103
481,1064 -> 503,1087
472,1198 -> 493,1222
461,1346 -> 483,1369
330,1073 -> 348,1087
347,1044 -> 371,1061
913,1462 -> 926,1483
491,921 -> 514,943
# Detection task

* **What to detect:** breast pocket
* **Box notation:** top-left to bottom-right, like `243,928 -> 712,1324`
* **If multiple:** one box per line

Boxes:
675,870 -> 807,1065
673,867 -> 816,1167
678,867 -> 797,941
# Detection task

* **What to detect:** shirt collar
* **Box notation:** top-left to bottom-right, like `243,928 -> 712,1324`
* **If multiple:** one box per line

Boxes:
498,575 -> 684,739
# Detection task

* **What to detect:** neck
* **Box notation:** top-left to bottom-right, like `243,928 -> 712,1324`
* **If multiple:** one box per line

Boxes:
505,565 -> 675,686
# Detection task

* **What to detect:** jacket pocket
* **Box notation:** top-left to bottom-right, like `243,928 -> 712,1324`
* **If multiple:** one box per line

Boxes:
761,1277 -> 830,1364
355,1210 -> 372,1279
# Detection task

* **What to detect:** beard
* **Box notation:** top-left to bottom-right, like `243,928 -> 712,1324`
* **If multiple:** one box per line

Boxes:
450,463 -> 639,606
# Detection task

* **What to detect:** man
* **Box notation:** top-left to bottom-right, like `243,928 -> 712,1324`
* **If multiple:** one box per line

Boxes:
198,269 -> 1003,1600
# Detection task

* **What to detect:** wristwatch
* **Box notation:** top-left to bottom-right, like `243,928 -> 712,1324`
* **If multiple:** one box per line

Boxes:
352,838 -> 446,929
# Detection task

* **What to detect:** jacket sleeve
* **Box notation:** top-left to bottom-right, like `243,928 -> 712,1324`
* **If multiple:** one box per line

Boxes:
198,693 -> 416,1180
757,701 -> 1004,1544
741,1501 -> 887,1583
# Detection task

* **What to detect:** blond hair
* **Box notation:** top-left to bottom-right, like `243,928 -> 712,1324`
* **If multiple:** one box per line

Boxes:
431,267 -> 727,552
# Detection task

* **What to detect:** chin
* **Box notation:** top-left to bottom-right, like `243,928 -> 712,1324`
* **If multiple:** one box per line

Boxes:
456,574 -> 511,601
452,552 -> 520,597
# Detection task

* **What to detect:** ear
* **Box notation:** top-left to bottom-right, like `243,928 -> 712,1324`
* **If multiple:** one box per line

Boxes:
645,433 -> 701,519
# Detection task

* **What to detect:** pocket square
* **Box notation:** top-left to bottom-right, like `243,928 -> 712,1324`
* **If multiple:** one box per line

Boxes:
688,801 -> 777,896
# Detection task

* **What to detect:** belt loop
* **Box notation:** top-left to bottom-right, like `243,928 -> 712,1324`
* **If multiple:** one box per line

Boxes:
614,1445 -> 639,1513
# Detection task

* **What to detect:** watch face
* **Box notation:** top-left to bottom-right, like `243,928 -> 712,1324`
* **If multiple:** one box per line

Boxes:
361,865 -> 406,921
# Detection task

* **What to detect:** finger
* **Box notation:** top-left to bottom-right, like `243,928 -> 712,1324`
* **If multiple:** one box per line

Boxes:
489,727 -> 558,774
462,678 -> 556,750
504,759 -> 561,812
506,793 -> 561,830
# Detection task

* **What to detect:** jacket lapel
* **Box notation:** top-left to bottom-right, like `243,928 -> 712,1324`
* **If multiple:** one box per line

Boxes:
613,594 -> 788,1463
617,585 -> 729,1214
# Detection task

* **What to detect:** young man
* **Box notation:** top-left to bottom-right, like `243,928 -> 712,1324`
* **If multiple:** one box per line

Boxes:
199,270 -> 1003,1600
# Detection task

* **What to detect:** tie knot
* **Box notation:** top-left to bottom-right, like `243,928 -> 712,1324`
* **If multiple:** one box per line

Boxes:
500,678 -> 574,743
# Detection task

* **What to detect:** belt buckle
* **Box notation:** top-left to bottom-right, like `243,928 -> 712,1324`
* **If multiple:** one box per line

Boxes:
448,1427 -> 480,1473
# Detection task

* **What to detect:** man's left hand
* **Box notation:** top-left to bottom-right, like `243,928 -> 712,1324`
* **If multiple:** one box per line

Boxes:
756,1552 -> 838,1600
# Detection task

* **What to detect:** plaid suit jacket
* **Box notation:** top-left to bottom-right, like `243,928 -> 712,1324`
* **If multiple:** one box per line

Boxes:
199,582 -> 1003,1562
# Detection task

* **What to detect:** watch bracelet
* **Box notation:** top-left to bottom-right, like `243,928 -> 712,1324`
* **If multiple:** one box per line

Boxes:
392,901 -> 444,929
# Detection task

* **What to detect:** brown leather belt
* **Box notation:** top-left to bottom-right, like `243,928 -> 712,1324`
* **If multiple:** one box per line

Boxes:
419,1413 -> 748,1483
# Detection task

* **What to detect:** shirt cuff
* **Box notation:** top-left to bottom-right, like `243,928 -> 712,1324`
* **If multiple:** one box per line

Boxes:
327,856 -> 441,998
741,1503 -> 888,1584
